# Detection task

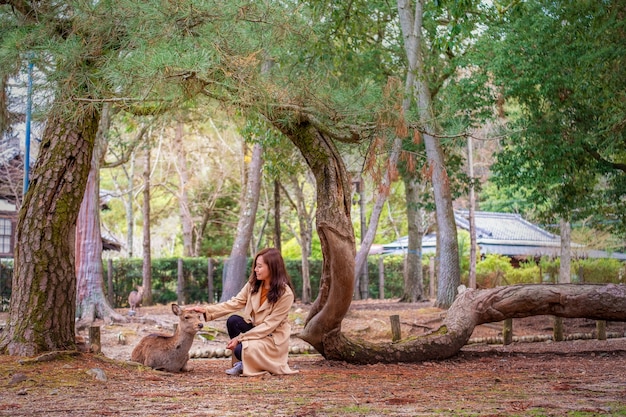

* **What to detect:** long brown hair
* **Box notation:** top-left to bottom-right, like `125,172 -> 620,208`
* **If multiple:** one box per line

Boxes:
248,247 -> 295,304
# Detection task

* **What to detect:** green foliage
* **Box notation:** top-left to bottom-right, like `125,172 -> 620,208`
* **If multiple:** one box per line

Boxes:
366,255 -> 411,299
472,255 -> 624,289
476,0 -> 626,234
5,253 -> 623,307
282,234 -> 322,260
101,255 -> 415,306
573,258 -> 624,285
478,182 -> 548,221
194,193 -> 240,257
0,260 -> 13,312
474,254 -> 514,288
103,257 -> 227,307
304,0 -> 402,86
506,261 -> 542,285
104,258 -> 145,308
457,230 -> 471,275
284,259 -> 321,301
538,257 -> 560,284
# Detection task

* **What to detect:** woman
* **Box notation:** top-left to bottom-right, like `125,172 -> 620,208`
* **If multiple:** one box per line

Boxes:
192,248 -> 299,376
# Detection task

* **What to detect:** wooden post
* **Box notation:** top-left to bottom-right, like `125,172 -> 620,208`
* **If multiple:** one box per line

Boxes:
502,318 -> 513,345
107,258 -> 114,306
378,256 -> 385,300
596,320 -> 607,340
553,317 -> 564,342
390,314 -> 401,342
177,258 -> 184,305
207,258 -> 214,304
89,326 -> 101,354
429,257 -> 435,299
579,265 -> 584,283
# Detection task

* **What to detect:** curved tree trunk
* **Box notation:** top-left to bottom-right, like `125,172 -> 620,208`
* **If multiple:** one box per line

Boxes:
283,123 -> 355,355
322,283 -> 626,364
0,107 -> 99,356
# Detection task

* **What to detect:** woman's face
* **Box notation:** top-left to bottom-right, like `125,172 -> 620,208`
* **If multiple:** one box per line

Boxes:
254,255 -> 271,284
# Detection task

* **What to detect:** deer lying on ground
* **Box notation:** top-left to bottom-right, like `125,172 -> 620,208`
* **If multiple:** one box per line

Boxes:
128,286 -> 144,315
131,304 -> 204,372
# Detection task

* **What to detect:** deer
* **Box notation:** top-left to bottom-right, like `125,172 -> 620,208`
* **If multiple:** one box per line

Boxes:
128,285 -> 144,315
131,304 -> 204,372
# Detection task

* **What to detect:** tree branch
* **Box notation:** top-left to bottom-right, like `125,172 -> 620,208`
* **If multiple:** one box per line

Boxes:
321,284 -> 626,364
582,143 -> 626,173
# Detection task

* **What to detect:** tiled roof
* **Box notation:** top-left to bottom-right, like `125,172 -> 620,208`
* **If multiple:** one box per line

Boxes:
453,210 -> 560,246
380,210 -> 626,260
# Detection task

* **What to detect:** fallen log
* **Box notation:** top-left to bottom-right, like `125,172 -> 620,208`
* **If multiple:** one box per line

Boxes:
321,284 -> 626,364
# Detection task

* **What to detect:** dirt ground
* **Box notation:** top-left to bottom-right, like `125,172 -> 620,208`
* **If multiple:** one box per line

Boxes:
1,299 -> 626,416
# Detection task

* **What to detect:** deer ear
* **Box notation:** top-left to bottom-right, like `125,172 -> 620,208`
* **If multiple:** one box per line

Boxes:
171,304 -> 181,315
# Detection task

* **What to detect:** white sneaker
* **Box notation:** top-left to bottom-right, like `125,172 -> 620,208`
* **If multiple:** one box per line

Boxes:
225,361 -> 243,376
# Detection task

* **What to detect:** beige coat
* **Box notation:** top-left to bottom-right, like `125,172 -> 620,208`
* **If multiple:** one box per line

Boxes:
203,282 -> 298,376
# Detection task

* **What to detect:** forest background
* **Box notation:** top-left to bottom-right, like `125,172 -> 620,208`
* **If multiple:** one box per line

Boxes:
0,0 -> 625,357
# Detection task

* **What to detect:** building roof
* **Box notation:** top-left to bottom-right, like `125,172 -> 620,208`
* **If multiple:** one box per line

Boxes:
0,152 -> 23,204
381,210 -> 626,260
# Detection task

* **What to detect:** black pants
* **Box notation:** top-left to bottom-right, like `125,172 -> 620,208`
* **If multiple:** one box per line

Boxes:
226,315 -> 254,361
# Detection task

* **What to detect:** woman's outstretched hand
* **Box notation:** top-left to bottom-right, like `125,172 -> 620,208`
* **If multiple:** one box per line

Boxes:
226,338 -> 239,351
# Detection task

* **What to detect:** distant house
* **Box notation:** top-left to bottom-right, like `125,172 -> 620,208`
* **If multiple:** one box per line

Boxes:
0,149 -> 121,257
381,210 -> 626,262
0,197 -> 16,258
0,150 -> 22,259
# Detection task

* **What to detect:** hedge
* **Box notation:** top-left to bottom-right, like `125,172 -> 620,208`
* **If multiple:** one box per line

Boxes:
1,255 -> 623,311
104,256 -> 411,308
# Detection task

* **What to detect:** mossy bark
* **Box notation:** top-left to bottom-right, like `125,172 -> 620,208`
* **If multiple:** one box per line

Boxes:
279,122 -> 356,356
322,284 -> 626,364
269,122 -> 626,366
0,108 -> 99,356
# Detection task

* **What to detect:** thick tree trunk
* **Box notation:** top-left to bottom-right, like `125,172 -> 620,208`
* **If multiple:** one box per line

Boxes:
323,284 -> 626,364
397,0 -> 460,308
430,153 -> 460,308
221,142 -> 263,301
75,105 -> 125,326
283,123 -> 355,355
0,108 -> 99,356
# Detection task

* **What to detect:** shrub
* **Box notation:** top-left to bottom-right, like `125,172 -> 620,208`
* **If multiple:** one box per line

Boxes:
3,253 -> 622,308
506,260 -> 541,284
475,254 -> 513,288
573,258 -> 624,284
